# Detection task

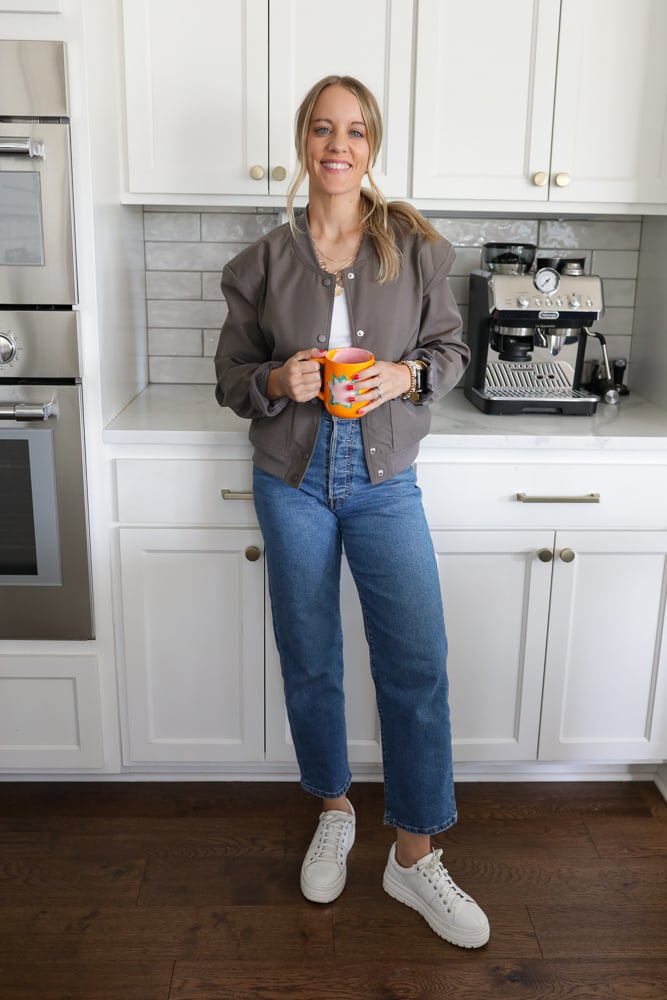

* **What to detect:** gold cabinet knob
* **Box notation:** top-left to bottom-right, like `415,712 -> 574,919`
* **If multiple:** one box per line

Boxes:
560,548 -> 576,563
555,172 -> 571,187
271,165 -> 287,181
537,548 -> 554,563
532,171 -> 548,187
245,545 -> 262,562
249,164 -> 265,181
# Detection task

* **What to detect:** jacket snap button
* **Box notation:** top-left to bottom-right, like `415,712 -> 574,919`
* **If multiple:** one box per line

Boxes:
323,277 -> 332,287
377,469 -> 384,477
370,447 -> 376,455
317,334 -> 326,343
356,329 -> 365,338
348,272 -> 355,279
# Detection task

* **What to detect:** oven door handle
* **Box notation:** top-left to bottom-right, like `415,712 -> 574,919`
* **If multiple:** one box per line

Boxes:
0,137 -> 45,158
0,401 -> 57,421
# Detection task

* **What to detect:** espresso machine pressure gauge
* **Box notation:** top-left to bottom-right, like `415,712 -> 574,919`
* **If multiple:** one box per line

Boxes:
534,267 -> 560,294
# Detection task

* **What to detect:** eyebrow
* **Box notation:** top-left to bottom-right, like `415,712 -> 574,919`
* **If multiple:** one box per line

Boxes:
312,117 -> 366,128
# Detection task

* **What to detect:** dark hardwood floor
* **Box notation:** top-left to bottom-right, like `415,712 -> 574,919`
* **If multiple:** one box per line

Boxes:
0,780 -> 665,999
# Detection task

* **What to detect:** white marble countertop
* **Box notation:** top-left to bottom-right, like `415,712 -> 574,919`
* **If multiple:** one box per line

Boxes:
103,384 -> 667,452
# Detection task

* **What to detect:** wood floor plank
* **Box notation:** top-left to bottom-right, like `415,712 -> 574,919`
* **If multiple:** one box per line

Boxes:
137,854 -> 301,907
0,856 -> 145,903
528,903 -> 667,957
46,816 -> 286,862
454,780 -> 658,820
584,814 -> 667,858
0,959 -> 173,1000
169,958 -> 667,1000
0,904 -> 333,963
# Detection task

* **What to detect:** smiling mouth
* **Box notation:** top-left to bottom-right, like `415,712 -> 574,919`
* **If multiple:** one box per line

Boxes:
321,161 -> 351,171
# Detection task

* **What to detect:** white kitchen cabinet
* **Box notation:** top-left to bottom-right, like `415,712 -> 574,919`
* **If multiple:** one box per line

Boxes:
539,530 -> 667,761
121,0 -> 412,200
418,459 -> 667,763
0,653 -> 104,769
413,0 -> 667,205
118,525 -> 266,764
114,455 -> 381,766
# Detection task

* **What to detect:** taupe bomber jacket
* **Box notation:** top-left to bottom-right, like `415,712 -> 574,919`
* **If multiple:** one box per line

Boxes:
214,212 -> 469,487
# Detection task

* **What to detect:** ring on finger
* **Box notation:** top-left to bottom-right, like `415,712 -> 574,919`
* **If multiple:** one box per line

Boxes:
376,384 -> 383,400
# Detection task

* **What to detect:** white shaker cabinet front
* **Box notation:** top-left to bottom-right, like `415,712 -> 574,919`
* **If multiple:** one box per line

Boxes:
539,530 -> 667,761
413,0 -> 667,205
118,525 -> 266,763
121,0 -> 412,200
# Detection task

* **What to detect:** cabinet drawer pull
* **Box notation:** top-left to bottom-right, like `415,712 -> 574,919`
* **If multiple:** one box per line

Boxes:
560,548 -> 576,563
537,548 -> 554,562
516,493 -> 600,504
245,545 -> 262,562
221,489 -> 254,501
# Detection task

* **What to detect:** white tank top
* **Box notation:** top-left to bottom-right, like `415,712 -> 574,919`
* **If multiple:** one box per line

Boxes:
328,287 -> 353,350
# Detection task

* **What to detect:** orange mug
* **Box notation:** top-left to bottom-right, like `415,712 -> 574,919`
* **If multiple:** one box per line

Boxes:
316,347 -> 375,418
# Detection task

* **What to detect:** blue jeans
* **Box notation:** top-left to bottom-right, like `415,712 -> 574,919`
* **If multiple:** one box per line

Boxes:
253,413 -> 457,835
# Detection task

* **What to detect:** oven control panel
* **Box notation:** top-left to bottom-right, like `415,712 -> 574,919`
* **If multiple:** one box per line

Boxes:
0,311 -> 80,380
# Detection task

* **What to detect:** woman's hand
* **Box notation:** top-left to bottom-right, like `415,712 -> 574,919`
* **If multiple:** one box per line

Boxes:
354,360 -> 412,414
267,349 -> 326,402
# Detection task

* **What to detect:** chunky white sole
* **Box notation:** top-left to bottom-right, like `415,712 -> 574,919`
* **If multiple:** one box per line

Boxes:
382,867 -> 490,949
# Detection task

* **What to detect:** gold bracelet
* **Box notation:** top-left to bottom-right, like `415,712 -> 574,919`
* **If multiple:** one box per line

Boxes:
399,359 -> 418,398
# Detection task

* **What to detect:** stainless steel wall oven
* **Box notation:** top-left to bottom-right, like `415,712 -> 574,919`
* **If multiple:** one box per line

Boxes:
0,41 -> 93,639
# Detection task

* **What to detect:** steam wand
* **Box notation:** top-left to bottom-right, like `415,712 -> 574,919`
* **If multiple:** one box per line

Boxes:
583,328 -> 620,405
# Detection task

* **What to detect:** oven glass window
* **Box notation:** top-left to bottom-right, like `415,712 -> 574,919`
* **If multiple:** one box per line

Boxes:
0,430 -> 61,585
0,439 -> 37,574
0,172 -> 45,266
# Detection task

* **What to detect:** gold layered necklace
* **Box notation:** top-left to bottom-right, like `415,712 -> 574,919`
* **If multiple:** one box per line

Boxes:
312,233 -> 363,296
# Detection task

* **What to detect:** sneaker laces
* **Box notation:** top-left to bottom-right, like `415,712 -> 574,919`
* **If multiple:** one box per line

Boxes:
311,811 -> 352,864
417,848 -> 471,912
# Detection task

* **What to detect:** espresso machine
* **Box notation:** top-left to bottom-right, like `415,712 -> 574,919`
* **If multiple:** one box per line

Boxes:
464,243 -> 604,415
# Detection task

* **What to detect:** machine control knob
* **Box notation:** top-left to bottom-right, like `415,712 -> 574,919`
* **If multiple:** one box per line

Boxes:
585,298 -> 594,308
517,295 -> 529,308
569,296 -> 581,308
0,333 -> 17,364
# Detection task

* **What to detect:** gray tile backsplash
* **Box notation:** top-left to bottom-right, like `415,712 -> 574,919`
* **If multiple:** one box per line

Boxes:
143,208 -> 640,384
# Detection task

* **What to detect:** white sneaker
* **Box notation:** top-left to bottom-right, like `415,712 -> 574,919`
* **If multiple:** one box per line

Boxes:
383,843 -> 490,948
300,804 -> 356,903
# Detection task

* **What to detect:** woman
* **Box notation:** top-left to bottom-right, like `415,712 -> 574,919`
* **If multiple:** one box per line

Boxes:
215,75 -> 489,949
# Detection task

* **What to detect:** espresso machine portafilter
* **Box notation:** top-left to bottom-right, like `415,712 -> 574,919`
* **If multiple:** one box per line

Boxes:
464,247 -> 604,415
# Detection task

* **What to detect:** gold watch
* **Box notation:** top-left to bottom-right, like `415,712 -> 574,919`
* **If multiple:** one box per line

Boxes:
399,359 -> 428,401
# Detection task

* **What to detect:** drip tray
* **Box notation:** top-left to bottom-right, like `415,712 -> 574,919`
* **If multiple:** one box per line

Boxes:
471,362 -> 599,414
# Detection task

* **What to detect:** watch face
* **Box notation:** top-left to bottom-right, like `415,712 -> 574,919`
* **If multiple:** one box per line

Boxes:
534,267 -> 560,294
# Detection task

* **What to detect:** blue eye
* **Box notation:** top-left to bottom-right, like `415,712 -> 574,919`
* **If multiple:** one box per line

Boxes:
314,126 -> 330,136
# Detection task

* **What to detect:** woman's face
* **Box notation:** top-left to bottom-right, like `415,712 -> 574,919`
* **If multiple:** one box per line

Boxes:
305,85 -> 370,199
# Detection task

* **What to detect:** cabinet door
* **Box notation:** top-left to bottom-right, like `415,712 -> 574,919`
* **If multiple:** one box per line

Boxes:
431,530 -> 554,762
122,0 -> 269,196
268,0 -> 413,197
550,0 -> 667,204
265,557 -> 382,764
539,531 -> 667,761
119,526 -> 265,763
412,0 -> 560,200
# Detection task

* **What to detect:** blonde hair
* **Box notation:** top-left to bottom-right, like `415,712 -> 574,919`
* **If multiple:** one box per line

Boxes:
287,75 -> 441,283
